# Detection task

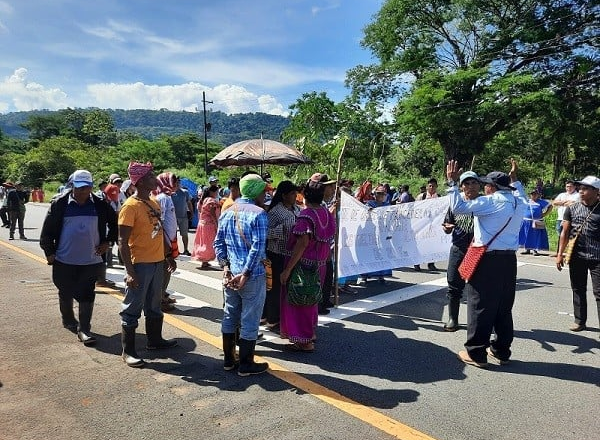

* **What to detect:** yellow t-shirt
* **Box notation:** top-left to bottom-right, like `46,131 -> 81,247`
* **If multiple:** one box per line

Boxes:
221,196 -> 235,212
118,197 -> 164,264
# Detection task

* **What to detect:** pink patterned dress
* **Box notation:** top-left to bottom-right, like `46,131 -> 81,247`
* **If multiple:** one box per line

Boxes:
191,196 -> 220,263
280,206 -> 336,344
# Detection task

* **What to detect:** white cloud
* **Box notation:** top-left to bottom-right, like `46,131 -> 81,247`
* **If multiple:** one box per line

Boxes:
0,68 -> 290,116
86,81 -> 289,116
0,68 -> 70,111
0,0 -> 13,33
311,1 -> 341,16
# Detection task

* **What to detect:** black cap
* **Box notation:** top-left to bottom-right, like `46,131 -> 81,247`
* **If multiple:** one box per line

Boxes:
478,172 -> 516,191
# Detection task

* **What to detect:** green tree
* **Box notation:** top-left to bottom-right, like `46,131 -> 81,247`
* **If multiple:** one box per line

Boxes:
282,92 -> 388,179
347,0 -> 599,172
20,113 -> 67,142
82,109 -> 116,146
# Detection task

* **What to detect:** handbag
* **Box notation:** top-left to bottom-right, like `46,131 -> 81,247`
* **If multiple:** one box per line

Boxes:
458,245 -> 488,283
529,202 -> 546,229
563,237 -> 578,265
169,237 -> 180,259
287,264 -> 322,306
532,219 -> 546,229
458,208 -> 514,283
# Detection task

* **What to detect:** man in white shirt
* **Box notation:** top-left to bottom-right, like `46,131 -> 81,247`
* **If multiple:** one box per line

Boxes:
551,180 -> 580,257
552,180 -> 580,233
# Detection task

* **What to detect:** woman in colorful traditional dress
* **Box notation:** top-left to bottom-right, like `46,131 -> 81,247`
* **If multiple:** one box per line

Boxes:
279,176 -> 336,352
191,185 -> 220,268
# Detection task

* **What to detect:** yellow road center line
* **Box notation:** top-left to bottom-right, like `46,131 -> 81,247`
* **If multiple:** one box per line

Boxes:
1,239 -> 438,440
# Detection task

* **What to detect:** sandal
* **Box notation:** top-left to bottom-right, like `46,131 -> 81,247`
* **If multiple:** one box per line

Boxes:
284,343 -> 314,353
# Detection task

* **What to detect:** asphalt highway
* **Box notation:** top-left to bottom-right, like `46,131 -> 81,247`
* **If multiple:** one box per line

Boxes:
0,202 -> 598,440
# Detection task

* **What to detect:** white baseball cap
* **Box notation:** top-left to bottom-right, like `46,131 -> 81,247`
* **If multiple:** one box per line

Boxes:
575,175 -> 600,190
72,170 -> 93,188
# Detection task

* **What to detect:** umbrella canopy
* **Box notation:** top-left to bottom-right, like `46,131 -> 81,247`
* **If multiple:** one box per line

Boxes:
208,139 -> 312,168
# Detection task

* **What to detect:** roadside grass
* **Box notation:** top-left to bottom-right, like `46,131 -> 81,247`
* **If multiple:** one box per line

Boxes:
544,206 -> 558,252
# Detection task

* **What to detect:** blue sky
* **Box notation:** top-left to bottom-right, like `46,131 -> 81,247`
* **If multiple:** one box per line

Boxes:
0,0 -> 383,116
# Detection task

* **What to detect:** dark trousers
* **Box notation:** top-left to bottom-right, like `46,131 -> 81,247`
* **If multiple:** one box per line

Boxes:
0,206 -> 8,226
8,210 -> 24,236
263,250 -> 283,324
447,244 -> 466,300
464,252 -> 517,362
52,261 -> 102,303
319,259 -> 334,308
569,256 -> 600,326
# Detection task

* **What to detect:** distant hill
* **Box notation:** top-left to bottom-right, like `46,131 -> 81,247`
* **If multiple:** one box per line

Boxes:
0,109 -> 290,146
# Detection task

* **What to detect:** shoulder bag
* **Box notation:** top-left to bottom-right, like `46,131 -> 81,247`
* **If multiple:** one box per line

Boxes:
286,209 -> 323,306
458,212 -> 514,283
287,263 -> 322,306
564,203 -> 598,265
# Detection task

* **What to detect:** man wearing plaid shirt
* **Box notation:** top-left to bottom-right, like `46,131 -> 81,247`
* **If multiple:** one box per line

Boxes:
214,173 -> 269,376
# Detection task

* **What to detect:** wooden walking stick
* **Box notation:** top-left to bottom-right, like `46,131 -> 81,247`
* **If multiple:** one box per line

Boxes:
332,135 -> 348,307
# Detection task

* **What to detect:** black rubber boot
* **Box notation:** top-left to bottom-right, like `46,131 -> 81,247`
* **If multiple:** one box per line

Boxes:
121,325 -> 145,368
237,338 -> 268,377
59,297 -> 78,332
145,317 -> 177,350
77,301 -> 96,346
444,297 -> 460,332
222,333 -> 238,371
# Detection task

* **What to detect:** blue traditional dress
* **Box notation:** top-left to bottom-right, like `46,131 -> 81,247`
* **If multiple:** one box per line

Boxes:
519,197 -> 550,251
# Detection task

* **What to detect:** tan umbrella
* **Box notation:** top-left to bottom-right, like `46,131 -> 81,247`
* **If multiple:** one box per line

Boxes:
208,138 -> 312,168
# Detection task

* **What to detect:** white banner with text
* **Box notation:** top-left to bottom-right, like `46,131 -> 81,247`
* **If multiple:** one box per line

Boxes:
336,191 -> 452,278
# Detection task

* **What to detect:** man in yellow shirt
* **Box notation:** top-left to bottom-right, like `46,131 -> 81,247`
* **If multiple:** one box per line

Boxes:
118,161 -> 177,368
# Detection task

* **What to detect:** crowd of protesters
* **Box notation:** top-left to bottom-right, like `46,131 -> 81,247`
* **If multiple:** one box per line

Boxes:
2,159 -> 597,374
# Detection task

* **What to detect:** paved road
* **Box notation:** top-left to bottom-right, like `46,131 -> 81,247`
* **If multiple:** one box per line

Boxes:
0,203 -> 598,440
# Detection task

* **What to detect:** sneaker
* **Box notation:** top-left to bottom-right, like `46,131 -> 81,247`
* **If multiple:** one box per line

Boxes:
486,347 -> 509,365
457,350 -> 488,368
19,236 -> 27,240
182,250 -> 191,256
569,323 -> 586,332
9,235 -> 14,240
427,263 -> 438,271
413,265 -> 422,272
532,250 -> 540,256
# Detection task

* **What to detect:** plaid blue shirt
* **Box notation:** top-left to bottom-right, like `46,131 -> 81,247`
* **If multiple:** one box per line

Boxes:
214,198 -> 267,277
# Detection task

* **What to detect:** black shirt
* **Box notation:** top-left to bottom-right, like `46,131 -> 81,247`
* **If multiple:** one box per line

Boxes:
564,201 -> 600,261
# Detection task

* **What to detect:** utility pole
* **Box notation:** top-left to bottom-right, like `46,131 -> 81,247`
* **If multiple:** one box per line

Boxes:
202,91 -> 213,176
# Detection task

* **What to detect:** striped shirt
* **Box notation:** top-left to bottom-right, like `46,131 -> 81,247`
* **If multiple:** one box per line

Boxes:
564,201 -> 600,261
214,198 -> 268,277
267,202 -> 300,255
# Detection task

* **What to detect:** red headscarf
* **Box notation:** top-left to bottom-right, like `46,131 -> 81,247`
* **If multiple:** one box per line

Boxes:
127,161 -> 153,185
154,172 -> 177,196
355,180 -> 374,203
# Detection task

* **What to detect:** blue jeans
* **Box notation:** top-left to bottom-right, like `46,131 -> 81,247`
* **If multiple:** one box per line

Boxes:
222,275 -> 266,340
556,220 -> 562,234
120,262 -> 164,327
